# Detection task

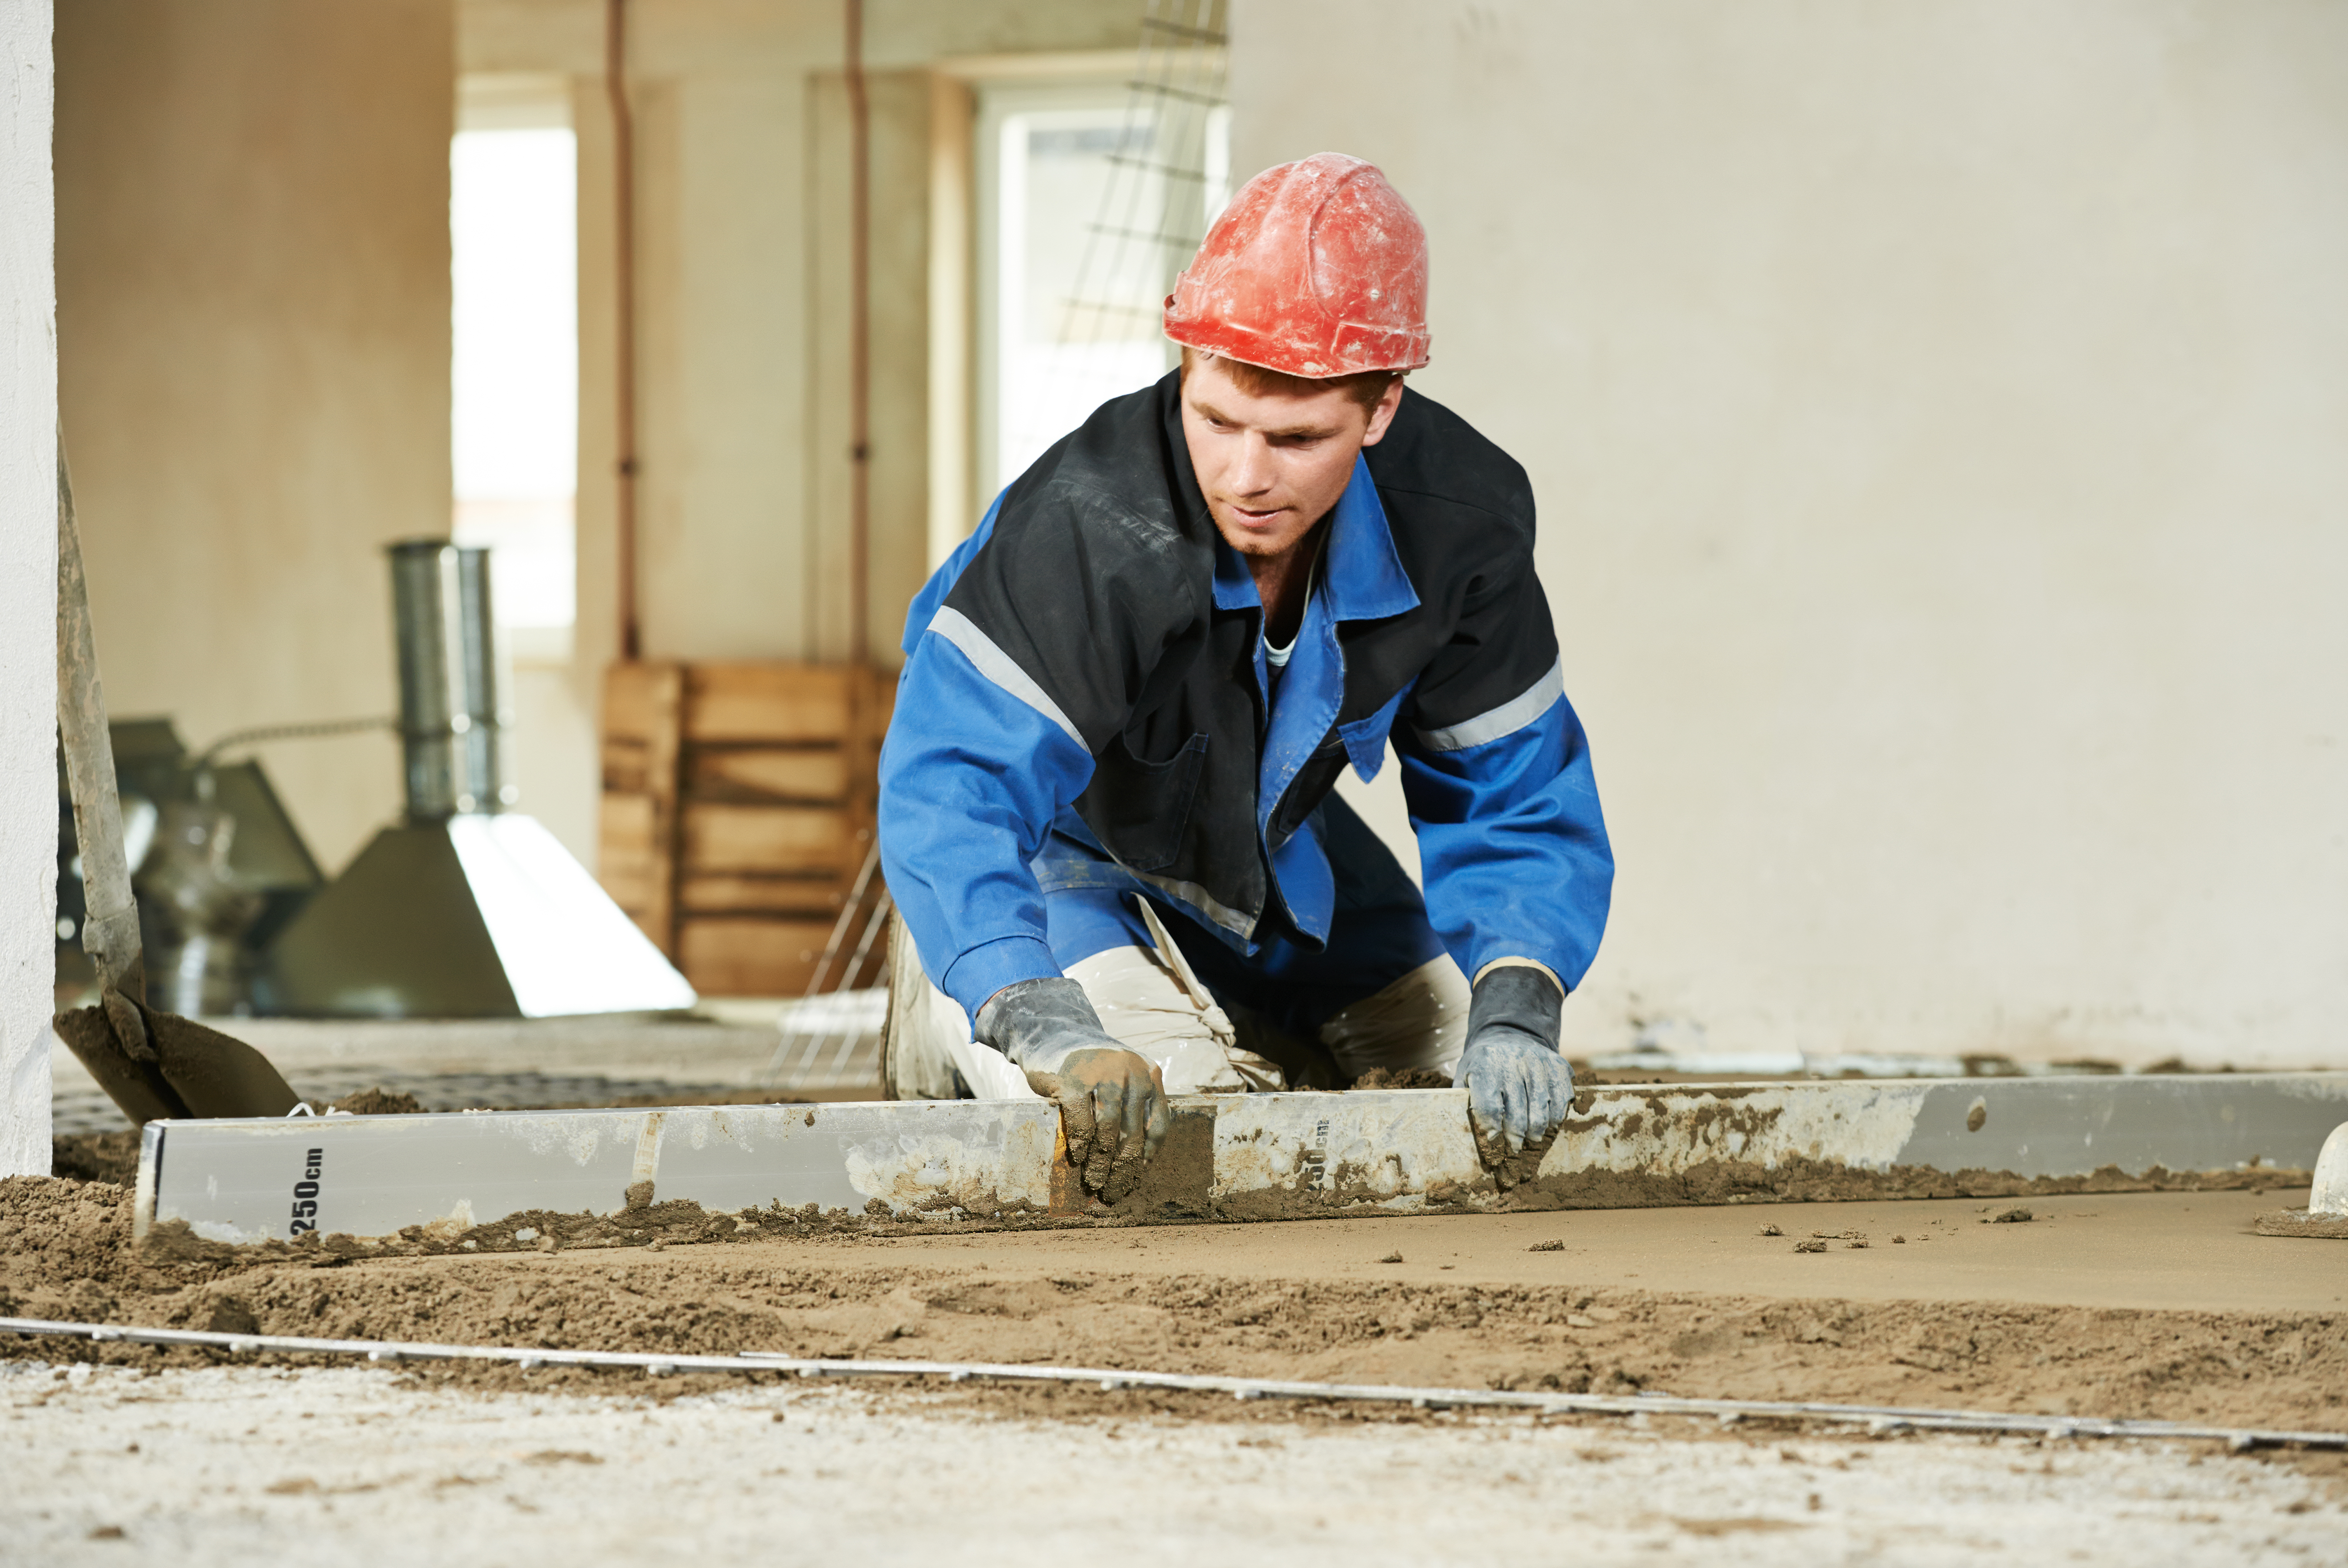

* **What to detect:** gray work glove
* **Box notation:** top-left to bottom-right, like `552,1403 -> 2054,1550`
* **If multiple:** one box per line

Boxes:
975,977 -> 1170,1199
1457,965 -> 1574,1177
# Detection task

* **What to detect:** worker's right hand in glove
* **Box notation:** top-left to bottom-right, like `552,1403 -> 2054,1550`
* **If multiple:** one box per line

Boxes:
975,976 -> 1170,1200
1455,964 -> 1574,1179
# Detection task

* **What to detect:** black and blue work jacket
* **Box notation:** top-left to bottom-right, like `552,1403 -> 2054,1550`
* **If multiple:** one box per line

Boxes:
877,371 -> 1614,1019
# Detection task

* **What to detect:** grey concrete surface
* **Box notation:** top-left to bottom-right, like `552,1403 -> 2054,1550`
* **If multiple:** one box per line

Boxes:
1,1361 -> 2337,1566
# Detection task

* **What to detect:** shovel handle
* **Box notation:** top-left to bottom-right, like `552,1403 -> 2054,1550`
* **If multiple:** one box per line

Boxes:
55,447 -> 147,1023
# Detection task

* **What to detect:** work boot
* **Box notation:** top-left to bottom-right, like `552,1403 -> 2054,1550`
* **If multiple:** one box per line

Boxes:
880,908 -> 971,1100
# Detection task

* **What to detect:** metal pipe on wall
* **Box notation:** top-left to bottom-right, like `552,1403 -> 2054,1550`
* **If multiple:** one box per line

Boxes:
607,0 -> 641,662
845,0 -> 872,667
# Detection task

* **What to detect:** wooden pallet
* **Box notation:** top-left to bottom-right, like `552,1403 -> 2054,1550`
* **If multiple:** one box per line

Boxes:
598,662 -> 893,995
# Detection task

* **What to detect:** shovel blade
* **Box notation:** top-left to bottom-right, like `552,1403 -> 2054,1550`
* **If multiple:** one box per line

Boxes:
147,1008 -> 301,1120
53,1005 -> 187,1127
54,1001 -> 300,1127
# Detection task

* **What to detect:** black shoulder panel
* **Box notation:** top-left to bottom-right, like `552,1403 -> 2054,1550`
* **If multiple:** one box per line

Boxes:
1365,388 -> 1536,542
941,374 -> 1216,751
1368,392 -> 1560,739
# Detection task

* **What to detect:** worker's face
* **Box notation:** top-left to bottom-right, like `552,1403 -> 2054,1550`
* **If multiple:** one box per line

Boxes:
1180,354 -> 1405,560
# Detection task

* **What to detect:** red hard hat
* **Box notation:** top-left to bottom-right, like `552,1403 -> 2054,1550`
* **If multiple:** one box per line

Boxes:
1164,152 -> 1430,379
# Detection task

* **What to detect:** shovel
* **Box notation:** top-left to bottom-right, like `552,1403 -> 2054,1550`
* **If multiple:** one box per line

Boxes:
52,449 -> 300,1126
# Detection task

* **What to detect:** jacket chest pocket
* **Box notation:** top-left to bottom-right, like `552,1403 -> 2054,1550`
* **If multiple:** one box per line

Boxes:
1269,736 -> 1350,844
1267,685 -> 1409,846
1077,731 -> 1209,871
1337,688 -> 1407,778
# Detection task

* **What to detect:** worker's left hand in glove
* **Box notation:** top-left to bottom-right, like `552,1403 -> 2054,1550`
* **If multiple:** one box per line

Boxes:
975,976 -> 1170,1200
1456,965 -> 1574,1178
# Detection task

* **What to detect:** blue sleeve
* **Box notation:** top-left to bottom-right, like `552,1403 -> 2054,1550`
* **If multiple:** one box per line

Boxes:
880,598 -> 1097,1020
882,461 -> 1206,1016
899,494 -> 1001,656
1394,690 -> 1613,991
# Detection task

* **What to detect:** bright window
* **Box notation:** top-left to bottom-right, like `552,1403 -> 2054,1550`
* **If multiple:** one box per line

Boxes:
976,83 -> 1232,504
451,76 -> 577,655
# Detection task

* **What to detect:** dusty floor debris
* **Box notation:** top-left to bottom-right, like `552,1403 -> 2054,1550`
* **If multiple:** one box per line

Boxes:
3,1361 -> 2341,1567
5,1174 -> 2342,1434
6,1155 -> 2342,1567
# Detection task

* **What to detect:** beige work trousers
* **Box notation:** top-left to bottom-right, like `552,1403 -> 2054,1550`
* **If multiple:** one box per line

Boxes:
881,904 -> 1469,1101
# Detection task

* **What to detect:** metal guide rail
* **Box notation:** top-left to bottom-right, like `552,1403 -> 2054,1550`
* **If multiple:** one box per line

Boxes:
134,1075 -> 2348,1247
4,1316 -> 2340,1453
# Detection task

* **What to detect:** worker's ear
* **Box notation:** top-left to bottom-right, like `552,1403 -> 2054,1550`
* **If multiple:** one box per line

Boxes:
1357,375 -> 1407,448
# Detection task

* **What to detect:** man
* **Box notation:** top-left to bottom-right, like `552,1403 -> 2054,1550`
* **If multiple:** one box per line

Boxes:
879,153 -> 1612,1199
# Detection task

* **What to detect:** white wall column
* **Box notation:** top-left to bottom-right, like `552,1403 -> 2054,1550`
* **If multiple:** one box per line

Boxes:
0,1 -> 57,1177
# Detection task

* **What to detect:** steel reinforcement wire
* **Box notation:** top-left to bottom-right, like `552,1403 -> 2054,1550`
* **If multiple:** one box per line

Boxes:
3,1317 -> 2338,1452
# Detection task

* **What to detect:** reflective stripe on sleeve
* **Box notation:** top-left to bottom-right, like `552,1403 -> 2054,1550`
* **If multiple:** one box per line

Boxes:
926,606 -> 1087,748
1411,656 -> 1564,753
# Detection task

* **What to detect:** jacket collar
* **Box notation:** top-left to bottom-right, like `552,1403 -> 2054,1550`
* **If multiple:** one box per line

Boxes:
1209,454 -> 1420,621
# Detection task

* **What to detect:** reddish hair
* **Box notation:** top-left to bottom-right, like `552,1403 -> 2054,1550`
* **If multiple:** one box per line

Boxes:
1179,346 -> 1401,415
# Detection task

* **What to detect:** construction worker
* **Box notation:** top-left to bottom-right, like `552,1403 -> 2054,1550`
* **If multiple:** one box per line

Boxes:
878,153 -> 1612,1199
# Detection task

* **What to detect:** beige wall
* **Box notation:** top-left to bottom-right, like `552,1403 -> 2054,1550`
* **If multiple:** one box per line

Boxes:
54,1 -> 1139,881
474,11 -> 1138,655
1240,0 -> 2348,1068
463,0 -> 1140,867
58,0 -> 457,874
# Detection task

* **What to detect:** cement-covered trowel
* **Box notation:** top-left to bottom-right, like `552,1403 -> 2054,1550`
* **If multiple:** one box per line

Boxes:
52,449 -> 300,1126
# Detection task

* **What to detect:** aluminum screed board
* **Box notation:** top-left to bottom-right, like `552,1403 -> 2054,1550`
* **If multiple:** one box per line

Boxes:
133,1075 -> 2348,1245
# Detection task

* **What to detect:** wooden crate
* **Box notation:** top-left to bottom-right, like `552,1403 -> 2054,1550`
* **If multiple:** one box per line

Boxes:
598,661 -> 892,995
597,662 -> 683,950
675,872 -> 846,915
691,748 -> 849,801
685,663 -> 861,743
675,915 -> 849,997
683,803 -> 862,876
